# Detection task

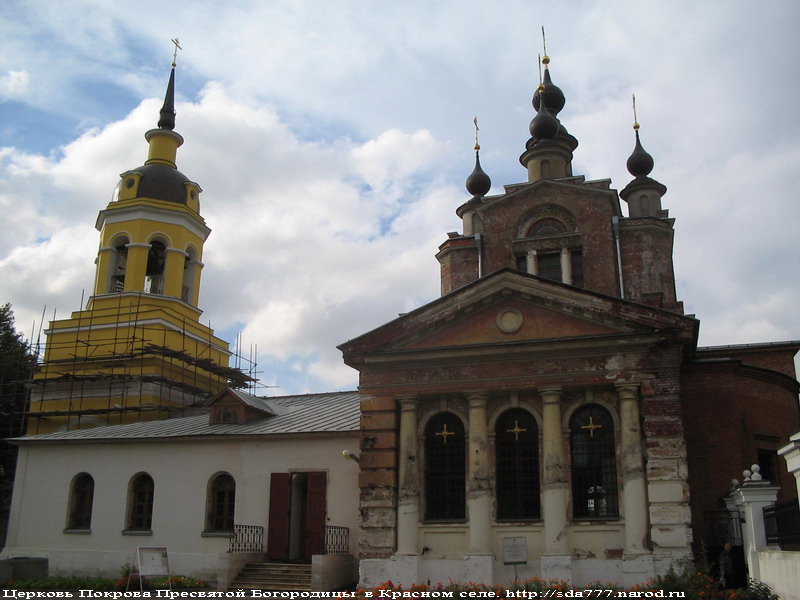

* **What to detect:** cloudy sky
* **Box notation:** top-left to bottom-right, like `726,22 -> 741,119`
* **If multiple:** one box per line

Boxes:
1,0 -> 799,395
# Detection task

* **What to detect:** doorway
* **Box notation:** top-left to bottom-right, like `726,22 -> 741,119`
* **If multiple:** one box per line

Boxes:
267,471 -> 327,561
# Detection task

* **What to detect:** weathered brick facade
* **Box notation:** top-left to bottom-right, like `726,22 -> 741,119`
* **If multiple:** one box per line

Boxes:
338,59 -> 799,587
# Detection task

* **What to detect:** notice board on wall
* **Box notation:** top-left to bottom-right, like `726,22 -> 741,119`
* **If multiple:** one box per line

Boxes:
502,536 -> 528,565
136,547 -> 170,577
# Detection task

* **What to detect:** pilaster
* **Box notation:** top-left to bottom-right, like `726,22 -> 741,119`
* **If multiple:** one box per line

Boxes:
396,394 -> 419,556
617,383 -> 650,556
540,386 -> 570,561
466,391 -> 491,556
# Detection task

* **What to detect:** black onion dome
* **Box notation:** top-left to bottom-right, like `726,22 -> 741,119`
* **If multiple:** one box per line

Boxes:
532,67 -> 566,117
529,86 -> 560,141
135,163 -> 190,203
466,151 -> 491,198
626,129 -> 654,177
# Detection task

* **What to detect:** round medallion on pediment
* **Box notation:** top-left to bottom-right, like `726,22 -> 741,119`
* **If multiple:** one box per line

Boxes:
496,307 -> 524,333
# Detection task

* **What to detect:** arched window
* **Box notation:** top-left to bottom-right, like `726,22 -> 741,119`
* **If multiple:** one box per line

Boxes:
126,473 -> 155,531
67,473 -> 94,530
528,218 -> 566,237
570,404 -> 618,518
206,473 -> 236,532
495,408 -> 540,520
145,239 -> 166,295
424,412 -> 465,521
108,237 -> 129,293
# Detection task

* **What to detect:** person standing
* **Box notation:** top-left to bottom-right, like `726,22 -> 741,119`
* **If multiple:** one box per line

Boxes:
718,542 -> 735,589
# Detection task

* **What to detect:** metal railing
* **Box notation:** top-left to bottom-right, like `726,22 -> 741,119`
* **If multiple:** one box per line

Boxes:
764,500 -> 800,548
228,524 -> 349,555
228,524 -> 264,553
324,525 -> 349,554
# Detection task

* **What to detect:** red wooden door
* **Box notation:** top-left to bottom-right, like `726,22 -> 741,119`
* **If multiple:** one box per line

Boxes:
304,472 -> 327,557
267,472 -> 291,560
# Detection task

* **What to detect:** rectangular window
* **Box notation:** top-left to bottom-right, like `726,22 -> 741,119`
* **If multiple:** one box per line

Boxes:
537,253 -> 561,281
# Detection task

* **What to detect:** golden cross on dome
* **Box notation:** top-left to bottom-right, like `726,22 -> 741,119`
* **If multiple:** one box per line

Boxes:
473,116 -> 480,151
507,419 -> 527,441
581,416 -> 603,437
436,423 -> 455,444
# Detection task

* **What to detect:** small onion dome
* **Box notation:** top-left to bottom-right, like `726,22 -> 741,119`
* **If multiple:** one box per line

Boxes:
626,127 -> 654,177
529,85 -> 560,141
466,147 -> 491,198
532,65 -> 566,117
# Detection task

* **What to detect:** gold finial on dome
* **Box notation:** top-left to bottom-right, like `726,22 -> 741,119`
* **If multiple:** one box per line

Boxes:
632,94 -> 640,131
473,116 -> 480,151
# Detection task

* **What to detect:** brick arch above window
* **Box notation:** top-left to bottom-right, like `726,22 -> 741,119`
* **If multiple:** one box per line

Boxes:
514,204 -> 578,239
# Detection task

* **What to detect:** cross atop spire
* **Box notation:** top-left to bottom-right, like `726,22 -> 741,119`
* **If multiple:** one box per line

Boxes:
158,40 -> 180,131
171,38 -> 182,68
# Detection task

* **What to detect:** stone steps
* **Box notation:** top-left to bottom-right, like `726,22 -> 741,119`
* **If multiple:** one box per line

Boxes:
230,562 -> 312,592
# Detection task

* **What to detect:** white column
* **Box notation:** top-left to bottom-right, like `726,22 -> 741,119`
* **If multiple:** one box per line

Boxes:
466,391 -> 491,555
396,394 -> 419,556
560,247 -> 572,285
540,386 -> 572,582
526,250 -> 538,275
540,386 -> 568,554
464,391 -> 494,584
617,384 -> 649,555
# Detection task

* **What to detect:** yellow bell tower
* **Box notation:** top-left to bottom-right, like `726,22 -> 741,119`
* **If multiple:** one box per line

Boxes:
28,50 -> 246,433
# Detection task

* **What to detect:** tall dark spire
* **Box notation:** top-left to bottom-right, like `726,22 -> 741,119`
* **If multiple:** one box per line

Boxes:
157,38 -> 181,131
466,117 -> 491,199
157,65 -> 176,131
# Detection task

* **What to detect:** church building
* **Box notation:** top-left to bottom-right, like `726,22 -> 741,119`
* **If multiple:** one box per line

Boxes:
339,54 -> 800,587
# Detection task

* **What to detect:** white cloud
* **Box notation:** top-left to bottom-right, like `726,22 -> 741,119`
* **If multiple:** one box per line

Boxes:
1,0 -> 799,392
0,70 -> 29,99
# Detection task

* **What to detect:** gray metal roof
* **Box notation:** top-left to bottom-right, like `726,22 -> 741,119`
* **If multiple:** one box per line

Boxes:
14,390 -> 360,444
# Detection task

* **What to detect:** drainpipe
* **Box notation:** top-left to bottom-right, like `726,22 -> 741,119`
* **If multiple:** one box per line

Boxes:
475,233 -> 483,278
612,216 -> 625,299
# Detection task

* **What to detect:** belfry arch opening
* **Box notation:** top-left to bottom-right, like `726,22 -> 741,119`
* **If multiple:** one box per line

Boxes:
145,239 -> 167,295
108,236 -> 129,293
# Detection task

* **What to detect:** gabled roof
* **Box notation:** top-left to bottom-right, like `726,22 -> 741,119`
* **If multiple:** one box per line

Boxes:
339,268 -> 698,365
209,387 -> 288,416
12,390 -> 360,445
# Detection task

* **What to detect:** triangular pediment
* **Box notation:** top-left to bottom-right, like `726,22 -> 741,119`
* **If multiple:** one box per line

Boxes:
475,176 -> 616,214
339,269 -> 697,363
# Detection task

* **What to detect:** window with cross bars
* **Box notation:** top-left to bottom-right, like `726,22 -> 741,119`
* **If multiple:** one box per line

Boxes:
126,473 -> 154,531
424,412 -> 465,521
206,473 -> 236,532
66,473 -> 94,530
495,408 -> 540,520
570,404 -> 619,519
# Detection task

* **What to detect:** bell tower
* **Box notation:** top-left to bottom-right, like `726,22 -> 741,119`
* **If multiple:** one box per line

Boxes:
28,48 -> 246,434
